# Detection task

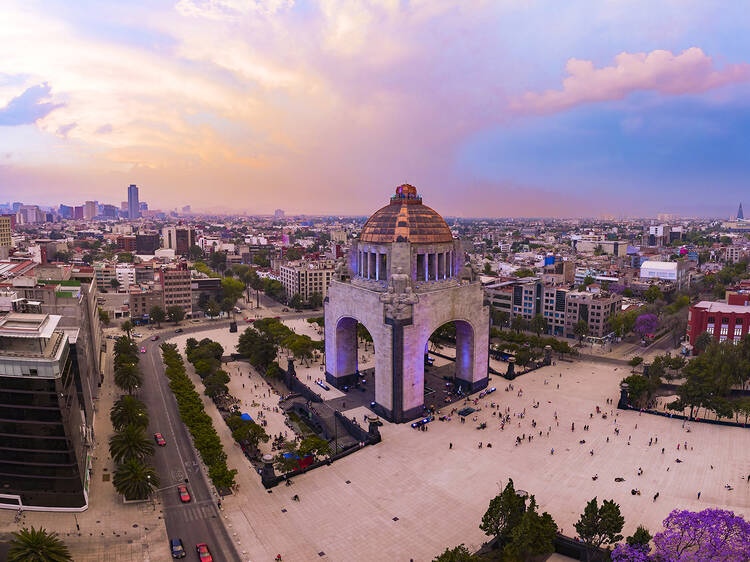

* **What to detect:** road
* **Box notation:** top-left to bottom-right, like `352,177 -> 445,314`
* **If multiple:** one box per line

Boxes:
139,325 -> 240,562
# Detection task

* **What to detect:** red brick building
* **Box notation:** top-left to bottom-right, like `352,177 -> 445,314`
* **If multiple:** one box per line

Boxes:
687,301 -> 750,353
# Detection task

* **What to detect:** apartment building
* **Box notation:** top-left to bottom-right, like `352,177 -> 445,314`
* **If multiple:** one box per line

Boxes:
116,235 -> 137,252
0,215 -> 11,249
161,226 -> 195,256
0,313 -> 93,510
279,260 -> 335,302
115,264 -> 136,290
157,263 -> 192,315
640,260 -> 690,289
135,233 -> 160,255
562,291 -> 621,339
687,301 -> 750,352
129,285 -> 163,323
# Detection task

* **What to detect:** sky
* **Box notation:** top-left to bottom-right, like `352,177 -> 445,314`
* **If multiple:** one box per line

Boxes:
1,0 -> 750,217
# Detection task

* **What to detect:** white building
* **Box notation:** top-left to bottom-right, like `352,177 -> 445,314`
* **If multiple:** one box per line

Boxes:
279,260 -> 336,303
115,264 -> 136,289
640,260 -> 689,289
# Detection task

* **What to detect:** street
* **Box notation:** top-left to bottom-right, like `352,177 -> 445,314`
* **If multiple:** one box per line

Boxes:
140,328 -> 240,562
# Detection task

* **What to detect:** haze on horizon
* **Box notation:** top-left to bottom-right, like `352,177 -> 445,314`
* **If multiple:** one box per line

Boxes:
1,1 -> 750,218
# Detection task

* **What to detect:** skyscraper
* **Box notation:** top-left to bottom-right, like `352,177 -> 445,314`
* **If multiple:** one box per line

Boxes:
83,200 -> 97,220
738,202 -> 744,220
127,184 -> 140,220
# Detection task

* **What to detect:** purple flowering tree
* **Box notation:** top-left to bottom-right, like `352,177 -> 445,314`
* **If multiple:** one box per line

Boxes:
611,509 -> 750,561
633,314 -> 658,339
609,283 -> 626,295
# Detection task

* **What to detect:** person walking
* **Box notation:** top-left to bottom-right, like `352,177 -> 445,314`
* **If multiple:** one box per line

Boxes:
697,491 -> 701,500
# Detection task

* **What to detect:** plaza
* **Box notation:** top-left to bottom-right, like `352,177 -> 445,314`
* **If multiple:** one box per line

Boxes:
169,324 -> 750,561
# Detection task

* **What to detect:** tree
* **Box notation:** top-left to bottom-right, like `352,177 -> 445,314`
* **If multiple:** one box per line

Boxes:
167,305 -> 185,324
237,327 -> 278,370
634,314 -> 658,339
694,331 -> 713,354
112,458 -> 159,500
121,320 -> 133,339
226,415 -> 269,449
8,526 -> 72,562
289,293 -> 303,311
491,307 -> 509,328
626,525 -> 652,548
652,508 -> 750,561
515,268 -> 535,278
220,298 -> 234,318
149,305 -> 165,327
189,244 -> 204,261
204,298 -> 220,319
483,262 -> 494,275
209,250 -> 227,273
98,307 -> 110,326
575,497 -> 624,558
432,544 -> 479,562
643,284 -> 663,303
503,495 -> 557,561
274,441 -> 301,473
285,246 -> 303,261
628,356 -> 643,368
109,424 -> 154,463
221,276 -> 245,305
117,251 -> 134,263
574,320 -> 590,343
110,278 -> 121,289
530,314 -> 548,336
511,316 -> 527,334
110,395 -> 149,431
114,362 -> 142,394
298,435 -> 330,460
621,374 -> 652,407
308,291 -> 323,309
479,478 -> 527,542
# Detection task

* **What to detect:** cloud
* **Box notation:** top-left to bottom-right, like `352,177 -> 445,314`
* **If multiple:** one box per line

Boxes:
175,0 -> 293,20
56,122 -> 76,137
95,123 -> 113,134
0,82 -> 63,125
511,48 -> 750,114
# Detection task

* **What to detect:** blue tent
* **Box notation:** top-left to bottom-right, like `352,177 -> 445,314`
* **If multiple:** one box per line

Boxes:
241,413 -> 253,422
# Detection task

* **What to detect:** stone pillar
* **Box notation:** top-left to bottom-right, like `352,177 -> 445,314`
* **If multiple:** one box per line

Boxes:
375,250 -> 380,281
618,382 -> 629,409
454,321 -> 475,388
544,345 -> 552,366
261,453 -> 276,488
506,357 -> 516,379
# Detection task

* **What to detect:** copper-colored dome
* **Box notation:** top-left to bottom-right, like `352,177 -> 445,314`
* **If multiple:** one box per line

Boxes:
360,185 -> 453,244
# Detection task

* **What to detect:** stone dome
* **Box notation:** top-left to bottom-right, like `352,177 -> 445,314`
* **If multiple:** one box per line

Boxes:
359,185 -> 454,244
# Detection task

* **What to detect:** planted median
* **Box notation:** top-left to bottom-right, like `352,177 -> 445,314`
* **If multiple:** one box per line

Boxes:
160,342 -> 237,489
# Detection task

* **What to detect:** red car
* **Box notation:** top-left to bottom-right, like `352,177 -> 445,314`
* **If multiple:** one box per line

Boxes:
195,543 -> 212,562
151,335 -> 160,341
178,485 -> 191,503
140,347 -> 147,353
153,433 -> 166,446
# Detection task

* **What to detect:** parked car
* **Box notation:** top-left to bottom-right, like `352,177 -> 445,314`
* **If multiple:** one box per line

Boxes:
140,347 -> 147,353
170,538 -> 186,559
151,335 -> 160,341
178,485 -> 191,503
153,432 -> 166,446
195,543 -> 212,562
175,328 -> 183,333
132,333 -> 142,338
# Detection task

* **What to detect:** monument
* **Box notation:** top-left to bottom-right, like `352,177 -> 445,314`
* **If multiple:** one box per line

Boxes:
324,184 -> 489,422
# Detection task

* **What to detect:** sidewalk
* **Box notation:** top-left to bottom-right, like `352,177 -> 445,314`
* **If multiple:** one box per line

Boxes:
0,339 -> 171,561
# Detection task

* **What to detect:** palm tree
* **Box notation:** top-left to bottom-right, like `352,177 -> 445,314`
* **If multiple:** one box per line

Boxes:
114,362 -> 142,394
8,526 -> 72,562
121,320 -> 133,339
109,424 -> 154,463
112,458 -> 159,500
110,395 -> 149,431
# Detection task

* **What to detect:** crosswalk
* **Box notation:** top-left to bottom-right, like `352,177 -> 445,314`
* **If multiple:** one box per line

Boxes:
165,501 -> 218,523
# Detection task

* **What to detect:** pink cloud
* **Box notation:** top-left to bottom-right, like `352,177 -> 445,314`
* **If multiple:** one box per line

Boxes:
511,47 -> 750,114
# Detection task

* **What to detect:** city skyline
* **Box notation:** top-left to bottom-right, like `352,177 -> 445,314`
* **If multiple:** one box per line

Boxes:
2,1 -> 750,217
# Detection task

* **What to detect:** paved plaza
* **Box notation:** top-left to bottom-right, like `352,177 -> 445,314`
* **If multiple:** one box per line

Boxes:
170,325 -> 750,561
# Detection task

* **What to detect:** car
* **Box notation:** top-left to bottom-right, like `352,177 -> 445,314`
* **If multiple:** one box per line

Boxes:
175,328 -> 183,333
195,543 -> 212,562
153,432 -> 166,446
178,485 -> 191,503
151,335 -> 160,341
170,538 -> 186,559
191,319 -> 201,323
140,347 -> 146,353
132,333 -> 142,338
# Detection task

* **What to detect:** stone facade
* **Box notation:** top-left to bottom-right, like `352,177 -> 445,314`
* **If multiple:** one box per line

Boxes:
324,185 -> 489,423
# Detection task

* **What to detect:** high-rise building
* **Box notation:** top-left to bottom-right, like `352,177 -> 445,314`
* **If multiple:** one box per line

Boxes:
73,206 -> 84,220
83,200 -> 97,220
0,313 -> 93,510
127,184 -> 140,220
161,226 -> 195,256
0,215 -> 11,249
274,209 -> 285,219
279,260 -> 336,303
58,204 -> 73,219
17,205 -> 43,224
135,232 -> 160,255
157,263 -> 192,315
182,205 -> 191,214
738,203 -> 744,220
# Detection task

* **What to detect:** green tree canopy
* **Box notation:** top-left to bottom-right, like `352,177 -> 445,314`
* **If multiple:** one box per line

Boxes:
574,497 -> 625,551
109,424 -> 154,464
8,526 -> 72,562
110,395 -> 149,431
167,305 -> 185,324
479,478 -> 527,541
112,458 -> 159,500
503,495 -> 558,561
149,305 -> 165,327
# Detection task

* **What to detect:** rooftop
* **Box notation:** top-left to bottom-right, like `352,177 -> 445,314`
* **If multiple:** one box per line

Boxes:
693,301 -> 750,314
